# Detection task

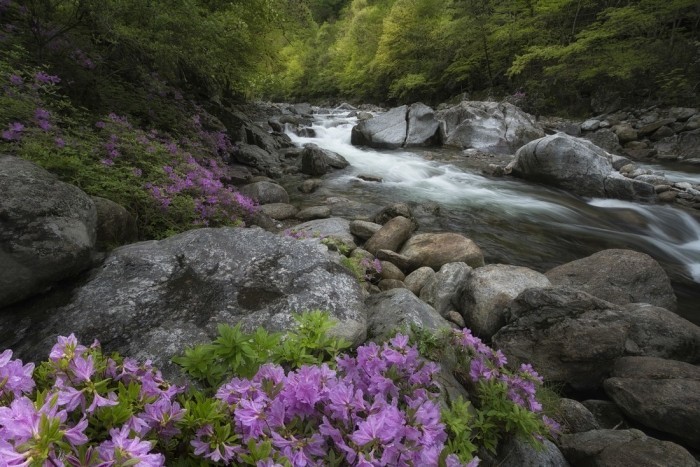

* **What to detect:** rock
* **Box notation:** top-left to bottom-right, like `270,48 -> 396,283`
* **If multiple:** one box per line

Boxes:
349,220 -> 382,240
602,174 -> 656,201
335,103 -> 356,111
378,279 -> 406,291
446,310 -> 466,328
558,398 -> 600,433
379,261 -> 405,281
240,181 -> 289,205
300,143 -> 349,176
214,106 -> 292,156
611,154 -> 632,170
460,264 -> 550,339
684,114 -> 700,131
295,206 -> 331,221
299,179 -> 322,194
375,250 -> 415,272
405,102 -> 441,146
545,249 -> 677,311
0,155 -> 97,308
492,287 -> 700,391
581,119 -> 601,131
668,107 -> 697,121
357,174 -> 383,183
420,262 -> 472,317
364,216 -> 415,255
233,143 -> 282,177
638,118 -> 676,136
351,106 -> 408,149
289,103 -> 313,116
91,196 -> 138,250
581,400 -> 628,429
7,228 -> 366,379
659,190 -> 678,202
582,128 -> 622,154
650,125 -> 675,141
259,203 -> 298,220
438,101 -> 544,154
291,218 -> 356,252
612,124 -> 638,144
372,203 -> 413,224
404,267 -> 435,296
604,356 -> 700,449
497,437 -> 568,467
400,233 -> 484,271
365,288 -> 451,340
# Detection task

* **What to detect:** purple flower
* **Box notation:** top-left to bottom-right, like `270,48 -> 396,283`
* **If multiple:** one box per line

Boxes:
191,424 -> 239,463
69,354 -> 95,382
9,74 -> 22,85
35,71 -> 60,84
55,137 -> 65,148
469,358 -> 495,382
1,122 -> 24,141
0,349 -> 35,398
95,121 -> 105,129
49,334 -> 86,362
98,425 -> 165,466
140,398 -> 185,439
34,108 -> 50,120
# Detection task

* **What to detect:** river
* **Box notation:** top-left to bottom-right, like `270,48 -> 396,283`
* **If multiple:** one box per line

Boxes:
283,110 -> 700,324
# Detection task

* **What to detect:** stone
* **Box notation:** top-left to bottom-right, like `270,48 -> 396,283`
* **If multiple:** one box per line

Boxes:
602,174 -> 656,201
582,128 -> 622,154
558,398 -> 599,433
403,267 -> 435,296
638,118 -> 676,136
295,206 -> 331,221
492,287 -> 700,391
446,310 -> 466,328
259,203 -> 298,220
290,218 -> 356,252
400,233 -> 484,271
668,107 -> 697,122
377,279 -> 406,291
379,261 -> 406,281
0,155 -> 97,308
420,262 -> 472,317
240,181 -> 289,205
365,288 -> 451,339
545,249 -> 677,311
497,437 -> 568,467
91,196 -> 138,250
581,400 -> 628,429
581,119 -> 601,131
404,102 -> 441,147
351,106 -> 408,149
650,125 -> 675,141
460,264 -> 550,339
375,250 -> 415,272
349,220 -> 382,241
372,203 -> 414,224
558,429 -> 697,467
233,143 -> 283,177
658,190 -> 678,202
604,356 -> 700,449
438,101 -> 544,154
364,216 -> 415,255
300,143 -> 349,176
612,124 -> 638,144
611,155 -> 632,170
298,179 -> 322,194
357,174 -> 383,183
6,228 -> 366,379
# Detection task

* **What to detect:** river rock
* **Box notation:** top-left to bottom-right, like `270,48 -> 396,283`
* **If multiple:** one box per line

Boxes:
378,279 -> 406,291
5,228 -> 366,379
351,105 -> 408,149
91,196 -> 138,250
240,181 -> 289,204
375,250 -> 415,272
233,143 -> 283,177
437,101 -> 544,154
558,429 -> 697,467
420,262 -> 472,317
295,206 -> 331,221
379,261 -> 405,281
404,267 -> 435,296
558,398 -> 600,433
582,128 -> 621,154
545,249 -> 677,311
612,124 -> 638,144
400,233 -> 484,271
364,216 -> 415,254
460,264 -> 551,339
496,437 -> 568,467
373,203 -> 414,224
638,118 -> 676,137
300,143 -> 349,176
365,288 -> 451,339
655,129 -> 700,160
298,179 -> 322,194
0,155 -> 97,308
603,356 -> 700,449
405,102 -> 441,146
581,119 -> 601,131
491,287 -> 700,391
259,203 -> 298,220
291,217 -> 356,252
349,220 -> 382,240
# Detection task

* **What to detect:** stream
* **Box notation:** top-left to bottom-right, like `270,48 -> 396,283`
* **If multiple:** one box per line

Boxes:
283,111 -> 700,324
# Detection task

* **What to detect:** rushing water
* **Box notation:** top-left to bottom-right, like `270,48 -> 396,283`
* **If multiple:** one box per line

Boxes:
284,111 -> 700,324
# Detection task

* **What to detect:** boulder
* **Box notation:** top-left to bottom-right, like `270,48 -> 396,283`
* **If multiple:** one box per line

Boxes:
375,250 -> 415,273
351,106 -> 408,149
405,103 -> 441,146
349,220 -> 382,241
420,262 -> 472,317
365,288 -> 451,340
298,179 -> 322,194
558,398 -> 600,433
582,128 -> 622,154
300,143 -> 349,176
545,249 -> 677,311
460,264 -> 550,339
558,429 -> 697,467
373,203 -> 413,224
581,400 -> 628,430
437,101 -> 544,154
655,129 -> 700,160
612,124 -> 638,144
404,267 -> 435,296
496,437 -> 568,467
295,206 -> 331,221
6,228 -> 367,379
491,287 -> 700,391
581,119 -> 601,131
91,196 -> 138,249
604,356 -> 700,449
259,203 -> 298,220
240,181 -> 289,204
291,218 -> 356,252
364,216 -> 415,255
378,279 -> 406,291
379,261 -> 405,281
0,156 -> 97,308
400,233 -> 484,271
233,143 -> 283,177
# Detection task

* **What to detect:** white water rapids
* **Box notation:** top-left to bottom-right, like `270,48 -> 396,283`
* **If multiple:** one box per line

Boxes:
285,111 -> 700,321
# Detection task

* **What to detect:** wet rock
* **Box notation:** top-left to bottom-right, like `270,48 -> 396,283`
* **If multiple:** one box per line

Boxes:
298,179 -> 322,194
545,249 -> 677,311
233,144 -> 283,177
405,102 -> 441,147
400,233 -> 484,271
373,203 -> 414,224
357,174 -> 383,183
0,155 -> 97,308
351,105 -> 408,149
300,143 -> 349,176
420,262 -> 472,317
365,288 -> 451,339
240,181 -> 289,204
364,216 -> 415,255
404,267 -> 435,296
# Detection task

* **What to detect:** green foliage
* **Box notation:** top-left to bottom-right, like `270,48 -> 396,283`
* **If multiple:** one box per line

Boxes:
174,311 -> 350,389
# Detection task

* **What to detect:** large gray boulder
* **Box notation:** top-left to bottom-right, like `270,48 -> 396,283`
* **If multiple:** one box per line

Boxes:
351,106 -> 408,149
604,356 -> 700,450
91,196 -> 138,250
420,262 -> 472,317
6,228 -> 366,379
497,437 -> 568,467
300,143 -> 349,176
233,143 -> 283,177
400,233 -> 484,271
240,181 -> 289,205
364,216 -> 415,255
492,287 -> 700,391
0,156 -> 97,308
437,101 -> 544,154
460,264 -> 551,339
365,288 -> 451,340
545,249 -> 677,311
558,429 -> 698,467
290,217 -> 356,252
405,103 -> 441,147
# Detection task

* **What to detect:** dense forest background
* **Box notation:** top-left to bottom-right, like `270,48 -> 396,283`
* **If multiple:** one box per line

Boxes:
2,0 -> 700,117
